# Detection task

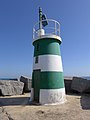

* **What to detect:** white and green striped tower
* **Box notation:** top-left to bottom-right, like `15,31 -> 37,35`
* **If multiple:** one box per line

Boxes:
31,7 -> 66,105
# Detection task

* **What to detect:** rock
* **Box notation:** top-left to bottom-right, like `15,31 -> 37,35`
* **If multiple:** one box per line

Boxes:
0,80 -> 24,96
64,77 -> 73,93
20,76 -> 32,93
71,77 -> 90,93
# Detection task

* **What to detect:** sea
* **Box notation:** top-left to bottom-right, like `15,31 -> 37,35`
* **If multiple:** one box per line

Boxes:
0,76 -> 90,80
83,76 -> 90,80
0,78 -> 18,81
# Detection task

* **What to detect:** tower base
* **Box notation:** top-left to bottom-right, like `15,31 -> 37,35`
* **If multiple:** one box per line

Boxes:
30,88 -> 66,105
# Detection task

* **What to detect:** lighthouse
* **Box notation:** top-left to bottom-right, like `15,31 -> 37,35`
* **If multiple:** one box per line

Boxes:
31,7 -> 66,105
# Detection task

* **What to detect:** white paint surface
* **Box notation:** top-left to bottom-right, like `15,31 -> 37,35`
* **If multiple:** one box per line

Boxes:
30,88 -> 34,101
39,88 -> 66,105
33,55 -> 63,72
33,34 -> 61,43
37,29 -> 45,36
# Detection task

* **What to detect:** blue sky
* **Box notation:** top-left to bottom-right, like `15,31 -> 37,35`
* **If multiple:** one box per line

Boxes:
0,0 -> 90,78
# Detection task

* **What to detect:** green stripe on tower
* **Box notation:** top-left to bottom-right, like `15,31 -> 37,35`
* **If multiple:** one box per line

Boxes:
40,72 -> 64,89
33,38 -> 61,56
32,71 -> 64,89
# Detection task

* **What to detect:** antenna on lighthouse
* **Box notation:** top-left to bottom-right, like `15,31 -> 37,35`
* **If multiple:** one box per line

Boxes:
39,7 -> 48,29
39,7 -> 42,29
38,7 -> 48,36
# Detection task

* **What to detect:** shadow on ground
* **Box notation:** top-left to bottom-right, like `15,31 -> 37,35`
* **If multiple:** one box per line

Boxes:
1,93 -> 90,110
66,92 -> 90,110
0,96 -> 30,106
80,94 -> 90,110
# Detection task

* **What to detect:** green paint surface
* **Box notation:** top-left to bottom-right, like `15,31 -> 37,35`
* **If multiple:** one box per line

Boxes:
40,71 -> 65,89
32,70 -> 41,102
33,38 -> 61,57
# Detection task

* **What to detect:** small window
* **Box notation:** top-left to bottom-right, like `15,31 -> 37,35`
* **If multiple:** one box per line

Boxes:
36,44 -> 39,51
35,56 -> 38,64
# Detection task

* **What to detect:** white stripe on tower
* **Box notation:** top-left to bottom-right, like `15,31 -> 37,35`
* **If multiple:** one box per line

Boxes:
33,55 -> 63,72
39,88 -> 66,105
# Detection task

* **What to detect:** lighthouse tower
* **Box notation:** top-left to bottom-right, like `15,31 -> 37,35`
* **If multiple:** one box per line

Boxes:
31,7 -> 66,105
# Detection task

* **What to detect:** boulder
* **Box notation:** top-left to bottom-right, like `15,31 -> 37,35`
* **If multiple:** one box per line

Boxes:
20,76 -> 32,93
71,77 -> 90,93
64,77 -> 73,93
0,80 -> 24,96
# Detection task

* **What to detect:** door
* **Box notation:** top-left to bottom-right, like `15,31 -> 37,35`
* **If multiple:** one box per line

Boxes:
33,69 -> 41,102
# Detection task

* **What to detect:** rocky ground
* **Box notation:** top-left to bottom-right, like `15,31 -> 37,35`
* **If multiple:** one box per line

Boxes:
0,93 -> 90,120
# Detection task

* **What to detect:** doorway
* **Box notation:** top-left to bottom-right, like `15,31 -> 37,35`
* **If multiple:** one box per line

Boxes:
33,69 -> 41,102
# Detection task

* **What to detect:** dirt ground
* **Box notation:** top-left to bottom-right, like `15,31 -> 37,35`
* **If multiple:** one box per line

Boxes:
0,93 -> 90,120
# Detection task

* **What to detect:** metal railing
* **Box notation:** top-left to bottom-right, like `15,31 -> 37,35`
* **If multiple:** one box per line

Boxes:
33,19 -> 60,40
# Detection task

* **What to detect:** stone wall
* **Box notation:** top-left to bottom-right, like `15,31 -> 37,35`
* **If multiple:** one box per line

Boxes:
71,77 -> 90,93
20,76 -> 32,93
0,80 -> 24,96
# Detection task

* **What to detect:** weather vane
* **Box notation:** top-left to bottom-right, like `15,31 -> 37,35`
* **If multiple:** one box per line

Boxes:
39,7 -> 48,29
